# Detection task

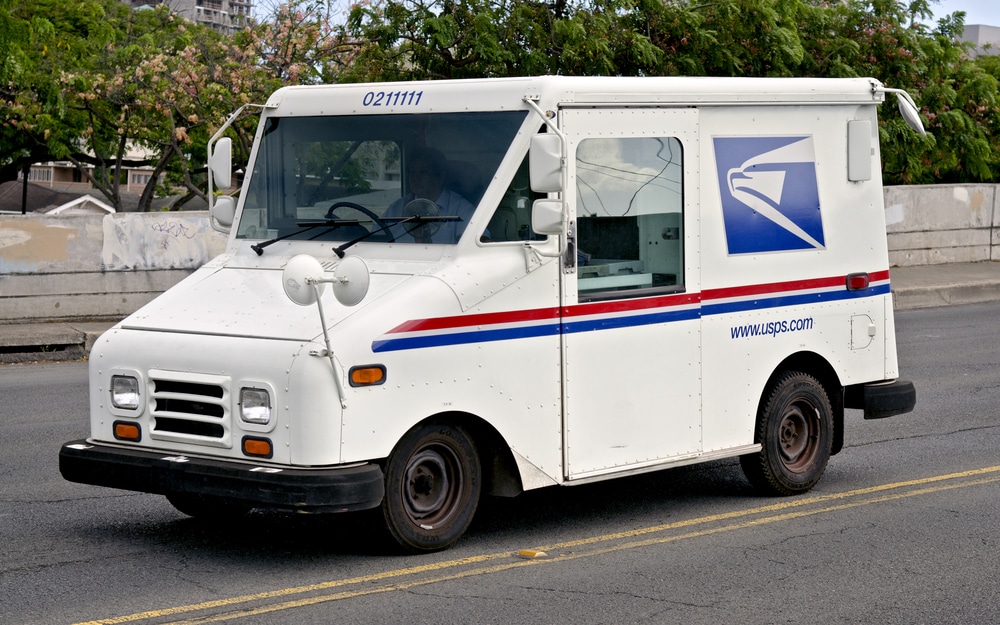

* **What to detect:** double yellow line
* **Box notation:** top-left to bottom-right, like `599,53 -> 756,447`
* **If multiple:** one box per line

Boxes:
77,465 -> 1000,625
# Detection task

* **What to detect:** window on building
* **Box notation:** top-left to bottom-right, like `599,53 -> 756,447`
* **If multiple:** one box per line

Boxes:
27,169 -> 53,183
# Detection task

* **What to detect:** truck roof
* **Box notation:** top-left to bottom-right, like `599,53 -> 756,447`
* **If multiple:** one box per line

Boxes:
264,76 -> 887,116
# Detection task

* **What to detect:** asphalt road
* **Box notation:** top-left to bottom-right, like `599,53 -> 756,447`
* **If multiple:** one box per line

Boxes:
1,302 -> 998,625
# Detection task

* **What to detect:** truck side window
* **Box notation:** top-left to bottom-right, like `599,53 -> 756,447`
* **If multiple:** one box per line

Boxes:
485,157 -> 545,243
575,136 -> 684,300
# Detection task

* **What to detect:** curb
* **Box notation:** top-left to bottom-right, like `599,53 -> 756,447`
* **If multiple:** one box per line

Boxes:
893,282 -> 1000,310
0,322 -> 113,364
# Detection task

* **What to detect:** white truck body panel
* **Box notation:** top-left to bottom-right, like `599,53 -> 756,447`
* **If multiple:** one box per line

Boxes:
65,77 -> 916,537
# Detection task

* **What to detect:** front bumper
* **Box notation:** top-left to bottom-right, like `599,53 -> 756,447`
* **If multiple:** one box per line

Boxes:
845,379 -> 917,420
59,440 -> 384,513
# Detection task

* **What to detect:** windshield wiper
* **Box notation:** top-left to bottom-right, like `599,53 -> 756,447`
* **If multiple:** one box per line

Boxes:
333,215 -> 459,258
250,219 -> 364,256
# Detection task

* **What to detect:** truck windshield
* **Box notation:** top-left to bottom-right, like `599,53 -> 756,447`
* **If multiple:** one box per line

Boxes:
236,111 -> 528,245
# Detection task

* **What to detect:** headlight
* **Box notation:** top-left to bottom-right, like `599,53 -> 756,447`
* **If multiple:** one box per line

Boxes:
111,375 -> 140,410
240,388 -> 271,425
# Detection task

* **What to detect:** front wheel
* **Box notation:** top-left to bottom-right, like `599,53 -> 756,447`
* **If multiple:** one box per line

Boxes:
741,372 -> 833,496
380,422 -> 481,553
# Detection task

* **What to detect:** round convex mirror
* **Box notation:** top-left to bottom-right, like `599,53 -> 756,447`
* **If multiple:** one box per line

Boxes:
332,255 -> 371,307
282,254 -> 326,306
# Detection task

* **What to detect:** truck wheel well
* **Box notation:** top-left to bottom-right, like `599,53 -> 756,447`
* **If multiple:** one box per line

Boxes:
418,412 -> 524,498
763,352 -> 846,456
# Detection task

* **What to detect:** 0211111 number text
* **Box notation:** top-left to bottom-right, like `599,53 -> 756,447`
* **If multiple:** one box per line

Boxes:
362,91 -> 424,107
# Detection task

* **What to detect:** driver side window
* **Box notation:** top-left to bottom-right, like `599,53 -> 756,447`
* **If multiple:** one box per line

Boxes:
485,157 -> 546,243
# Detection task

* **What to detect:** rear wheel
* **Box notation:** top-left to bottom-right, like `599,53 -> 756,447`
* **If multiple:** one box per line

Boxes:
380,422 -> 481,553
741,371 -> 833,495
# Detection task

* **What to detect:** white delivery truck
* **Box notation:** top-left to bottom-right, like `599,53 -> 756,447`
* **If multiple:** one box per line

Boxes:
61,76 -> 921,552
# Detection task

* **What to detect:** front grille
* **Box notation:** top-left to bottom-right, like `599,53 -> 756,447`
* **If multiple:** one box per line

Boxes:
154,417 -> 226,438
148,369 -> 231,448
155,396 -> 224,418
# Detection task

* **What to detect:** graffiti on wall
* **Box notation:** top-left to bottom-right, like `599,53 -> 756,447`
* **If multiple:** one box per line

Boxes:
101,213 -> 224,271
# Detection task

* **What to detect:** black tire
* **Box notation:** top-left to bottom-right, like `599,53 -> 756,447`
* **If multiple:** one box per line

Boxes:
741,371 -> 833,496
380,422 -> 481,553
166,493 -> 251,520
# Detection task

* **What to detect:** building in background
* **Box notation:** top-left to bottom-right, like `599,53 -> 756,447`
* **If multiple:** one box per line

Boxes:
125,0 -> 253,35
14,143 -> 167,213
961,24 -> 1000,58
21,147 -> 160,197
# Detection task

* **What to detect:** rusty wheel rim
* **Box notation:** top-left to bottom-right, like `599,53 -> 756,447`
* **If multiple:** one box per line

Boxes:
778,401 -> 819,473
402,445 -> 462,527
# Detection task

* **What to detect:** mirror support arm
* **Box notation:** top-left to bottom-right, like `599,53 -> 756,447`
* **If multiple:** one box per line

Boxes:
523,97 -> 569,258
207,103 -> 274,231
522,97 -> 566,144
307,282 -> 348,409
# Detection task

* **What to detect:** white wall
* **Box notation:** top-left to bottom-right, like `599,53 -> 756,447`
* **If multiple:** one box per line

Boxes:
1,185 -> 997,322
884,184 -> 1000,266
0,212 -> 226,323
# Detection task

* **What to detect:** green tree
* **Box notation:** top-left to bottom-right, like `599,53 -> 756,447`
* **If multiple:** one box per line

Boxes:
61,4 -> 202,211
342,0 -> 661,80
1,0 -> 355,211
242,0 -> 353,84
342,0 -> 1000,184
794,1 -> 998,183
4,0 -> 1000,199
0,0 -> 119,188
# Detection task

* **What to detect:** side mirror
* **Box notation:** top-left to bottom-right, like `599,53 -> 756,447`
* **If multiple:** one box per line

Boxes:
211,196 -> 236,229
895,93 -> 927,136
532,198 -> 565,236
210,137 -> 233,190
529,134 -> 562,193
881,88 -> 927,136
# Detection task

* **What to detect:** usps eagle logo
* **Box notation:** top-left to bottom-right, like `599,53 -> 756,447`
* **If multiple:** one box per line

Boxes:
714,136 -> 825,255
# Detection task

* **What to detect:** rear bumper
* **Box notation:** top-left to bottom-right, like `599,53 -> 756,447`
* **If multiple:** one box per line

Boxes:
59,440 -> 384,513
845,379 -> 917,420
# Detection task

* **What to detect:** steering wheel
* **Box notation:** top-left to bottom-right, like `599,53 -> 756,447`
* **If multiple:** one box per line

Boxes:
324,201 -> 394,242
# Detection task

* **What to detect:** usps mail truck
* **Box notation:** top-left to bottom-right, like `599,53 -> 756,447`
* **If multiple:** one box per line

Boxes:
60,76 -> 920,552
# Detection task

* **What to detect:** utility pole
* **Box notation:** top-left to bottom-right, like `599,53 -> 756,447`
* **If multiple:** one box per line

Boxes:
20,162 -> 29,215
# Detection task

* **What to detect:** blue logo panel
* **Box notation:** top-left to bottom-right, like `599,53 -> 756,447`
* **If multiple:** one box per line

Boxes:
714,136 -> 824,255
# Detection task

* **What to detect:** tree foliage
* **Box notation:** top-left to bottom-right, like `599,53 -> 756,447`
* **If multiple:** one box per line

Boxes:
1,0 -> 351,211
2,0 -> 119,191
1,0 -> 999,209
342,0 -> 1000,185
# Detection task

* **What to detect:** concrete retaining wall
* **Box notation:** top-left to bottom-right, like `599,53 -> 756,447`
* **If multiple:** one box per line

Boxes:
885,184 -> 1000,266
0,212 -> 226,323
1,183 -> 997,323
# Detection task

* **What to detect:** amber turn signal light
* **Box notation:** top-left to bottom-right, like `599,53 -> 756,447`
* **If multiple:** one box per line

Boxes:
113,421 -> 141,442
349,365 -> 387,387
242,436 -> 273,458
